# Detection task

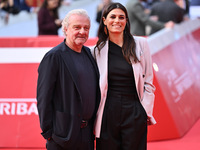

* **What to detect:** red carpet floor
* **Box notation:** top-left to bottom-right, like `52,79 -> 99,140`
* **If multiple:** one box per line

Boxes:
147,118 -> 200,150
1,118 -> 200,150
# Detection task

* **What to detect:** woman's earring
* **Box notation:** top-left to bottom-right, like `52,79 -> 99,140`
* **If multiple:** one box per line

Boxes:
104,26 -> 107,35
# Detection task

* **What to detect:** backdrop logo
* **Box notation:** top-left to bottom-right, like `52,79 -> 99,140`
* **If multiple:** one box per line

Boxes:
0,98 -> 38,115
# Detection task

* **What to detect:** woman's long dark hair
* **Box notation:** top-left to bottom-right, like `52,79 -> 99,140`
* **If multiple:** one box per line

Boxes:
41,0 -> 61,18
95,2 -> 139,63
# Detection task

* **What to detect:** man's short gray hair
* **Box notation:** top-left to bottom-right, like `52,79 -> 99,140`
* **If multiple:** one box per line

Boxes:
62,9 -> 90,37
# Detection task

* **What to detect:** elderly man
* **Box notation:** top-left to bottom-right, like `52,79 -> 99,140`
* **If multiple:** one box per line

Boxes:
37,9 -> 100,150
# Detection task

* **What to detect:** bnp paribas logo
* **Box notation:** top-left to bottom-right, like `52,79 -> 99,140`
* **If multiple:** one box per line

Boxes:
0,98 -> 38,115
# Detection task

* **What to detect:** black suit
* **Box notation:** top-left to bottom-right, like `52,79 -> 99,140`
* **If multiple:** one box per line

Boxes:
150,0 -> 185,34
37,40 -> 100,149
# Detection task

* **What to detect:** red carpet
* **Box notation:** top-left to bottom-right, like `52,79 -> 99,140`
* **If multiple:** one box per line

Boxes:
1,118 -> 200,150
147,118 -> 200,150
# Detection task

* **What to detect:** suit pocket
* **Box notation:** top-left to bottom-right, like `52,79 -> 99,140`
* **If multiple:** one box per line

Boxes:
54,111 -> 71,137
52,111 -> 80,149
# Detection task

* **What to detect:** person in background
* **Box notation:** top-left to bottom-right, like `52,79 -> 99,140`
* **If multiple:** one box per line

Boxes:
37,0 -> 62,35
0,0 -> 20,15
126,0 -> 174,36
13,0 -> 32,12
96,0 -> 112,24
0,1 -> 9,24
61,0 -> 71,6
149,0 -> 185,34
174,0 -> 190,20
92,2 -> 156,150
37,9 -> 100,150
143,0 -> 161,9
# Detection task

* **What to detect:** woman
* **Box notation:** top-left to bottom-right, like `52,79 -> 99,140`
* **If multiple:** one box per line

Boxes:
37,0 -> 62,35
92,2 -> 156,150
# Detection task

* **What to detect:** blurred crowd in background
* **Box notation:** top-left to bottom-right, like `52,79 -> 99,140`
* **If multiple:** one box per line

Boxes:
0,0 -> 71,24
0,0 -> 200,37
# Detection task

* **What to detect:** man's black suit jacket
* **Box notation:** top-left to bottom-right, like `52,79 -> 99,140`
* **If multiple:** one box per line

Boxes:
36,40 -> 100,149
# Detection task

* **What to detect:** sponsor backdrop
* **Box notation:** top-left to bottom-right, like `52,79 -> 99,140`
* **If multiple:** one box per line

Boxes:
0,19 -> 200,148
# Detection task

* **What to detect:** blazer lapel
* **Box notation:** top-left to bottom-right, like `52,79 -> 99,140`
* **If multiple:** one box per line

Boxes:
60,43 -> 81,96
83,46 -> 100,78
95,41 -> 109,93
130,36 -> 143,99
131,59 -> 140,97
